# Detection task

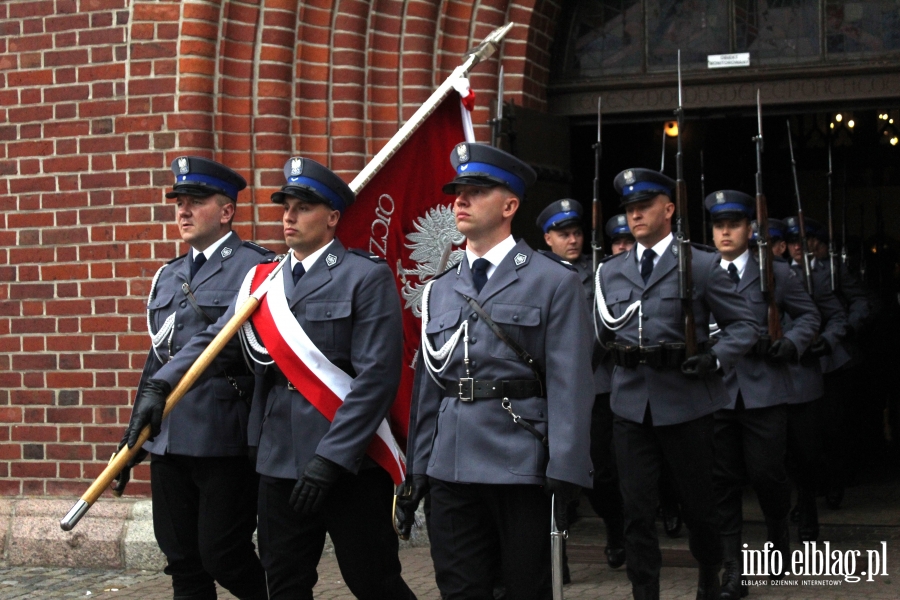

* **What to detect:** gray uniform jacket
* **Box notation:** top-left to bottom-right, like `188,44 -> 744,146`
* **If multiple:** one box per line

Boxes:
784,259 -> 848,402
153,240 -> 403,480
566,253 -> 610,395
720,257 -> 820,410
140,231 -> 274,457
818,260 -> 871,372
596,240 -> 758,426
408,240 -> 595,489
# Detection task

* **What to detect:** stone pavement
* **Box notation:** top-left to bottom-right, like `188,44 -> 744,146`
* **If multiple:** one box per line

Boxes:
0,472 -> 898,598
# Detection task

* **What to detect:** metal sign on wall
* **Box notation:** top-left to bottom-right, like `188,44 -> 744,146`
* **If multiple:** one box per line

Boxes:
549,72 -> 900,116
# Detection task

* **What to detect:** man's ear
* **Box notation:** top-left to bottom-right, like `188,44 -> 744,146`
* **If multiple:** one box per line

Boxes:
503,194 -> 520,218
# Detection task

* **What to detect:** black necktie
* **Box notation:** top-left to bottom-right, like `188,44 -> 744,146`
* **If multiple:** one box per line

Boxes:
727,263 -> 740,286
472,258 -> 490,294
190,253 -> 207,281
292,262 -> 306,285
640,249 -> 656,284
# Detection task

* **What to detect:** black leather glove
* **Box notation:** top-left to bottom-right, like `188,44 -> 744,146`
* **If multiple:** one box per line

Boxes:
767,338 -> 798,364
680,350 -> 718,378
395,474 -> 429,539
290,455 -> 345,516
806,337 -> 831,358
110,435 -> 149,497
544,477 -> 580,532
125,379 -> 171,448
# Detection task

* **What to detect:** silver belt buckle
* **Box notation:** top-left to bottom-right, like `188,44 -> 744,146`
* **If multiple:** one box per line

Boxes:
458,378 -> 474,402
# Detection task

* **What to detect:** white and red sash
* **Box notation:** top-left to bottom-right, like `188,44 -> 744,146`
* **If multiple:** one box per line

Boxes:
245,261 -> 405,484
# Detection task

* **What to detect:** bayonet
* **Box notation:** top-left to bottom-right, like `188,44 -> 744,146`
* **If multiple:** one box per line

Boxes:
827,138 -> 838,292
592,97 -> 605,275
674,50 -> 697,357
490,66 -> 505,147
550,495 -> 566,600
786,119 -> 813,295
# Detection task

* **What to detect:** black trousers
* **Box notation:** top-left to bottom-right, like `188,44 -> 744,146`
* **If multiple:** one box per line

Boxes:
821,369 -> 853,490
150,453 -> 266,600
583,393 -> 624,524
786,399 -> 823,496
614,413 -> 723,590
713,401 -> 791,536
428,478 -> 553,600
257,468 -> 414,600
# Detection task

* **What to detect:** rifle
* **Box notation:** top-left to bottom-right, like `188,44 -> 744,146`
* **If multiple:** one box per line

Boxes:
62,22 -> 518,533
591,97 -> 604,274
550,495 -> 566,599
859,203 -> 866,283
752,90 -> 782,342
674,50 -> 697,357
786,119 -> 813,295
841,159 -> 848,267
700,150 -> 707,245
490,66 -> 504,147
827,138 -> 839,293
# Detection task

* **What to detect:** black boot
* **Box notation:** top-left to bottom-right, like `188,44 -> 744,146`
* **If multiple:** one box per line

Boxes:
798,495 -> 819,542
660,502 -> 683,538
720,535 -> 748,600
603,516 -> 626,569
632,581 -> 660,600
695,563 -> 721,600
765,517 -> 790,580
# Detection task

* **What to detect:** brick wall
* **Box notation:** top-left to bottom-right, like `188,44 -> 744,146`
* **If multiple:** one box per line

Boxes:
0,0 -> 561,497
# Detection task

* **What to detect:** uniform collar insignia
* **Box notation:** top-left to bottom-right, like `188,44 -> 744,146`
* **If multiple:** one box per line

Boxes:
220,246 -> 233,258
514,252 -> 527,266
671,244 -> 678,256
325,253 -> 338,267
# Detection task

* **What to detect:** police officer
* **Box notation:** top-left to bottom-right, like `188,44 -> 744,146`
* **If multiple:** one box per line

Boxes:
805,219 -> 872,508
594,169 -> 758,600
607,214 -> 636,255
536,201 -> 626,570
117,156 -> 272,600
705,193 -> 820,599
782,216 -> 849,541
140,157 -> 416,599
399,143 -> 595,600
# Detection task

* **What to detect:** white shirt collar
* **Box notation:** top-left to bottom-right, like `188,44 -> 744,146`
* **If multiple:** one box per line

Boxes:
465,235 -> 516,280
192,231 -> 233,261
291,239 -> 335,273
720,249 -> 750,278
635,233 -> 673,267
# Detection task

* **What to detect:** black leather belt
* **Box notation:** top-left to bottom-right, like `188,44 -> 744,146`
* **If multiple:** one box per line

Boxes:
458,378 -> 543,402
608,341 -> 707,369
273,372 -> 297,391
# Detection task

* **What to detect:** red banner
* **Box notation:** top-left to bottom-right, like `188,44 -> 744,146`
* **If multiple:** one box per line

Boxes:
337,93 -> 472,452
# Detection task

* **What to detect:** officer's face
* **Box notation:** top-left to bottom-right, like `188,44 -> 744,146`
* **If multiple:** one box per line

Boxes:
712,218 -> 752,259
787,240 -> 803,263
453,185 -> 519,240
771,239 -> 787,257
610,236 -> 635,256
544,225 -> 583,260
175,194 -> 235,251
282,197 -> 340,258
811,237 -> 828,259
625,195 -> 674,246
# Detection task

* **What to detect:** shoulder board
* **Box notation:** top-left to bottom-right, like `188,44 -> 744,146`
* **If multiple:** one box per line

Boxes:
690,242 -> 717,253
537,250 -> 576,271
242,241 -> 272,255
348,248 -> 386,263
598,251 -> 625,264
166,253 -> 188,265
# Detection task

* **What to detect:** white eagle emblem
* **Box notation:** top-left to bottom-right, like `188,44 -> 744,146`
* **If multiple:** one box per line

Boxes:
623,170 -> 634,184
716,191 -> 725,203
290,157 -> 303,177
617,215 -> 627,225
397,204 -> 465,317
456,143 -> 469,163
561,199 -> 571,212
177,157 -> 189,174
